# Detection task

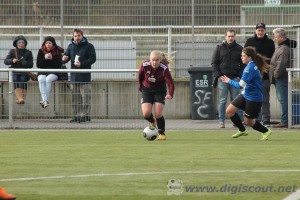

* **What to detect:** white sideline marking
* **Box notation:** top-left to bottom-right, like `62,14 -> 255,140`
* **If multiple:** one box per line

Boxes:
1,169 -> 300,182
283,189 -> 300,200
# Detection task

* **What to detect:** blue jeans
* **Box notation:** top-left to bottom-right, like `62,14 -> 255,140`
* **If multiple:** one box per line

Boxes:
38,74 -> 58,102
218,78 -> 242,123
274,78 -> 288,124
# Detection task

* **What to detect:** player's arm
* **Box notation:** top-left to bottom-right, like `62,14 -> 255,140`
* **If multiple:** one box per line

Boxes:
138,64 -> 144,92
228,65 -> 252,89
164,68 -> 174,99
221,68 -> 249,89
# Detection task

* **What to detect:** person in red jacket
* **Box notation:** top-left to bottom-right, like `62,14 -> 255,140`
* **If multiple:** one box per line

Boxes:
138,50 -> 175,140
0,187 -> 16,200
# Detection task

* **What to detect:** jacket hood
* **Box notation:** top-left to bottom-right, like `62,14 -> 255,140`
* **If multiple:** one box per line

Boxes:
71,37 -> 88,45
13,35 -> 28,47
280,38 -> 297,48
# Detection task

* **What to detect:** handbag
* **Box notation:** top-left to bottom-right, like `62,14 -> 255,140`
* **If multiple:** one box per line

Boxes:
58,64 -> 69,81
14,48 -> 37,81
27,72 -> 37,81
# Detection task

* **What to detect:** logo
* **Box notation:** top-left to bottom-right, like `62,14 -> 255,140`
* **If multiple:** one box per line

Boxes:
148,75 -> 156,83
167,179 -> 183,195
195,74 -> 209,88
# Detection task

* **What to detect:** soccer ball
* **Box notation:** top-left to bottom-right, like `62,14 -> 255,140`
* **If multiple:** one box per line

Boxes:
143,126 -> 159,141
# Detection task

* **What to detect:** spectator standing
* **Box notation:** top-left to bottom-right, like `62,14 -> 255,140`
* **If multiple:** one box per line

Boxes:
62,29 -> 96,123
269,28 -> 297,128
212,29 -> 244,128
36,36 -> 64,108
4,35 -> 33,104
138,50 -> 175,140
244,23 -> 275,126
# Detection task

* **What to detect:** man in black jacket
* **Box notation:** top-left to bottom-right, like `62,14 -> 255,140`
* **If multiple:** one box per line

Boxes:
62,29 -> 96,123
212,29 -> 244,128
244,23 -> 275,126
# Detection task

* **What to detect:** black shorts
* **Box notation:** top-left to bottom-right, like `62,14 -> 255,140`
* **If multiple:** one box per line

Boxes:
141,90 -> 166,105
231,95 -> 262,119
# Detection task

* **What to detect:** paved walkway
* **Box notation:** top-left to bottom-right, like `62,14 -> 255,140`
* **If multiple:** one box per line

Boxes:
2,118 -> 296,130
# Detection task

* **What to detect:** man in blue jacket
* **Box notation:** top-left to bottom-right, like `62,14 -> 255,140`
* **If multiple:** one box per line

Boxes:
62,29 -> 96,123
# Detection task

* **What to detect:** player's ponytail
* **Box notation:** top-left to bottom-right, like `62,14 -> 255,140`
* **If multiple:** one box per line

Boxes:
242,47 -> 269,77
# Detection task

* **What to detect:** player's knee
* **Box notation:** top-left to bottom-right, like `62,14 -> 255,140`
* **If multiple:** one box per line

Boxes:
226,109 -> 235,117
143,113 -> 152,118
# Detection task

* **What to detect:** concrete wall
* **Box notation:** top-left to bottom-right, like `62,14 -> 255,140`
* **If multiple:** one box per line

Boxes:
0,80 -> 280,120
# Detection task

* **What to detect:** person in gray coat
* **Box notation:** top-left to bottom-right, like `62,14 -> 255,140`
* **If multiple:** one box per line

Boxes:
269,28 -> 297,128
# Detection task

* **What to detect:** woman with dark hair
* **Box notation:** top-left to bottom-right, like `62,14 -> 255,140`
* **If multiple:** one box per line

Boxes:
220,47 -> 272,140
36,36 -> 64,108
4,35 -> 33,104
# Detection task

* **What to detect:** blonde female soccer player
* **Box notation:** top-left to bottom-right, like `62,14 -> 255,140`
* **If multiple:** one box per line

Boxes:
138,51 -> 175,140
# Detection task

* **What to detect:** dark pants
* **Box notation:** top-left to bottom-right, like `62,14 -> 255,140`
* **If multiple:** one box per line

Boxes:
71,83 -> 91,117
13,73 -> 30,89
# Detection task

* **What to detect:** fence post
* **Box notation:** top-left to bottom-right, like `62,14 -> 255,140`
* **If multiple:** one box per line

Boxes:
39,26 -> 44,45
167,27 -> 172,60
297,26 -> 300,69
8,70 -> 14,128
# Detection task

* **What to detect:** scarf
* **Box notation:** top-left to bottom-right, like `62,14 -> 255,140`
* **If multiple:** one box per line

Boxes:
41,45 -> 63,58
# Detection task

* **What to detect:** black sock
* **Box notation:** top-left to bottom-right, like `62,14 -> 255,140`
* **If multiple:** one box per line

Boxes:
252,120 -> 268,133
144,113 -> 154,123
230,113 -> 245,132
156,116 -> 165,134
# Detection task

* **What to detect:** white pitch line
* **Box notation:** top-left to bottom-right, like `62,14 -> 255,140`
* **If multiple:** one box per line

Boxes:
1,169 -> 300,182
283,189 -> 300,200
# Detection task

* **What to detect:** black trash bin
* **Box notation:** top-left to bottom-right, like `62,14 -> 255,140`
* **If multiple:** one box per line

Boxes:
188,67 -> 215,120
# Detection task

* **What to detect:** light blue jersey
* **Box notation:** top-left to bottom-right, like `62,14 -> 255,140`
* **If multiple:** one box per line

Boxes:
228,61 -> 263,102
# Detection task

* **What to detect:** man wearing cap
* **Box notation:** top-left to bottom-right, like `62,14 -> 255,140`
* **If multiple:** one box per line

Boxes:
244,23 -> 275,126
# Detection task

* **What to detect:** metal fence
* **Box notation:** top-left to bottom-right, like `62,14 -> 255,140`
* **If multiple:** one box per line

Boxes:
0,68 -> 191,129
0,0 -> 299,129
288,68 -> 300,129
0,68 -> 299,129
1,1 -> 299,70
0,25 -> 299,79
1,0 -> 300,27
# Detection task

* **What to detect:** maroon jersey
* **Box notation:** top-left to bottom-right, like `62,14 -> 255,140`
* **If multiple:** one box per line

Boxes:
138,60 -> 175,97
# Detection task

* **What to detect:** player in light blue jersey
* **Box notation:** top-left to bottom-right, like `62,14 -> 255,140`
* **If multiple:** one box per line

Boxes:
220,47 -> 272,140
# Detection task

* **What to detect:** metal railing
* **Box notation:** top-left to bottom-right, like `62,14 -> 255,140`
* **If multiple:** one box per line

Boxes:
0,25 -> 299,72
0,68 -> 146,129
287,68 -> 300,129
0,68 -> 299,129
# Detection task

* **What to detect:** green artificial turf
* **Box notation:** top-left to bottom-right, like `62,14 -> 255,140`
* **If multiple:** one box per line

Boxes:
0,130 -> 299,200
